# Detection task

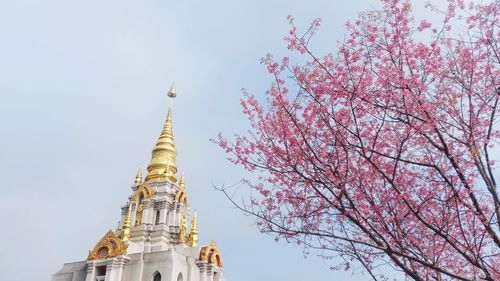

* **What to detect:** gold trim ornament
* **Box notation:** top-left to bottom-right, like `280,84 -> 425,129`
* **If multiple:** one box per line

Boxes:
130,183 -> 155,201
175,173 -> 188,205
88,230 -> 128,260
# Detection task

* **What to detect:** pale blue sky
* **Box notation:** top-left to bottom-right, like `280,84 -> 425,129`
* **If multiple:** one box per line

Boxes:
0,1 -> 473,281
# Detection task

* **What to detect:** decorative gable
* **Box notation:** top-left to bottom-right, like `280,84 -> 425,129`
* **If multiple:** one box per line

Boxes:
87,230 -> 128,260
199,241 -> 223,268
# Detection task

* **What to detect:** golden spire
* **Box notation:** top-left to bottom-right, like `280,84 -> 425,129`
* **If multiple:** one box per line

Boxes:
179,209 -> 187,244
134,167 -> 143,184
187,211 -> 198,247
145,89 -> 178,182
121,203 -> 132,241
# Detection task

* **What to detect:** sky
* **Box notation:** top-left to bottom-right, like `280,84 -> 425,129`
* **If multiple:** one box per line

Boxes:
0,1 -> 491,281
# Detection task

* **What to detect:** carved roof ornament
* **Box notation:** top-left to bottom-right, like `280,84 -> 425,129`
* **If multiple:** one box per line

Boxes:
199,241 -> 223,268
88,230 -> 128,260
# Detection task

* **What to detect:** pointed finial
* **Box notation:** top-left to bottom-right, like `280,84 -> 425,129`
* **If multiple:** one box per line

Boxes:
179,209 -> 187,244
121,203 -> 133,241
161,160 -> 175,182
135,167 -> 143,184
187,211 -> 198,247
168,82 -> 176,98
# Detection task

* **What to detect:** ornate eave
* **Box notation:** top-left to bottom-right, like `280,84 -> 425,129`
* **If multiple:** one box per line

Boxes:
87,230 -> 128,260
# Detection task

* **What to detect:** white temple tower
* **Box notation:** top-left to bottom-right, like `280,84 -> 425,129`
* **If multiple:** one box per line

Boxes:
52,85 -> 226,281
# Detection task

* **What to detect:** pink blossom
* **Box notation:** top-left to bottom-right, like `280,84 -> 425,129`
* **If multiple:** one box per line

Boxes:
417,19 -> 432,31
218,0 -> 500,279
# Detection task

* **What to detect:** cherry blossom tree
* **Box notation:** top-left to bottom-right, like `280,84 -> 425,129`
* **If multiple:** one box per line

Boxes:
217,0 -> 499,280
